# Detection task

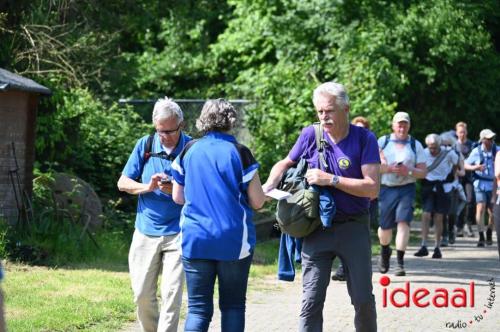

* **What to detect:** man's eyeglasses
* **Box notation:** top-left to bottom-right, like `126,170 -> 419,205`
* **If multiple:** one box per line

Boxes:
156,125 -> 180,136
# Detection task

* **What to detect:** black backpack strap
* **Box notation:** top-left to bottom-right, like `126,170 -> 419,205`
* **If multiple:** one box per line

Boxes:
136,133 -> 155,182
176,139 -> 199,162
144,133 -> 155,161
313,123 -> 328,171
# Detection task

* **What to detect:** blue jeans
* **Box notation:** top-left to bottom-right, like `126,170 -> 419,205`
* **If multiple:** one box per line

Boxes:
182,254 -> 253,332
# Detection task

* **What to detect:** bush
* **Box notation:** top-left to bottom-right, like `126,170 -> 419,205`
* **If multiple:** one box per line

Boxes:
36,88 -> 150,196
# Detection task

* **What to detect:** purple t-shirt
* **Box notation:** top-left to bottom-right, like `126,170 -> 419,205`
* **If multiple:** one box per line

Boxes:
288,124 -> 380,217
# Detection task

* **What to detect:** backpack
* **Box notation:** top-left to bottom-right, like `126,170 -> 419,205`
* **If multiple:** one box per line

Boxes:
275,123 -> 327,238
380,134 -> 417,165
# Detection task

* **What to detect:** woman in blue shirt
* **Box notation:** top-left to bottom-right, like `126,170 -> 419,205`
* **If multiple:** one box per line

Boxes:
172,99 -> 266,332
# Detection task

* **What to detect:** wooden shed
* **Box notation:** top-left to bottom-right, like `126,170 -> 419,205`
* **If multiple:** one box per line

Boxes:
0,68 -> 51,224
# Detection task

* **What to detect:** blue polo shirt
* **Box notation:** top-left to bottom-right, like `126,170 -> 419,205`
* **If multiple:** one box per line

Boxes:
171,132 -> 259,261
122,132 -> 191,236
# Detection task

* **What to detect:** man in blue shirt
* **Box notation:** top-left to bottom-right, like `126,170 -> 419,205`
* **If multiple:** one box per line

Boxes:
118,97 -> 191,332
465,129 -> 497,247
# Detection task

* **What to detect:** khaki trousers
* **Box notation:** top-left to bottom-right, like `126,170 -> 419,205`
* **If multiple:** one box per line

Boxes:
129,230 -> 184,332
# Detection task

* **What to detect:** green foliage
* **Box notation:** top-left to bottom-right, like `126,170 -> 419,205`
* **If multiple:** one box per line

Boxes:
119,0 -> 233,98
209,0 -> 500,175
2,0 -> 500,190
36,88 -> 149,195
209,0 -> 402,172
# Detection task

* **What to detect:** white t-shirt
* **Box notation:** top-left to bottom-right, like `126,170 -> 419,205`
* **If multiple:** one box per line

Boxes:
379,134 -> 426,186
424,146 -> 459,193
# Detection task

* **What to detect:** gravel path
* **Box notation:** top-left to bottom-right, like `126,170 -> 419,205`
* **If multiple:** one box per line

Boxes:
121,224 -> 500,331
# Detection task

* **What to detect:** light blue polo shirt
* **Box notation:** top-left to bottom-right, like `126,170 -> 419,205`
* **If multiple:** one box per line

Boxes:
171,132 -> 259,261
122,132 -> 191,236
466,145 -> 498,192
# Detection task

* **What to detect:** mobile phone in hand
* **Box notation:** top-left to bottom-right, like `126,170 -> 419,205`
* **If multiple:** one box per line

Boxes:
160,177 -> 170,184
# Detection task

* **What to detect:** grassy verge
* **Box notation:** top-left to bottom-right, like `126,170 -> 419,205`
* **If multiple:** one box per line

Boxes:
3,230 -> 135,332
4,226 -> 421,331
4,263 -> 134,331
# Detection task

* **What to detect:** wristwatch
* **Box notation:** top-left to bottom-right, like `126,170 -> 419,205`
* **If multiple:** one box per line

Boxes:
408,170 -> 413,177
331,175 -> 340,187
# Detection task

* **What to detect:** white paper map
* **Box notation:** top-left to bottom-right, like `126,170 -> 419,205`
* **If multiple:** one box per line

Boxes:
265,189 -> 292,200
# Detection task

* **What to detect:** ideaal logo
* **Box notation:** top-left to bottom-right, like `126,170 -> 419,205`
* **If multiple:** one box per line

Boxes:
338,157 -> 351,169
379,276 -> 496,329
379,276 -> 475,308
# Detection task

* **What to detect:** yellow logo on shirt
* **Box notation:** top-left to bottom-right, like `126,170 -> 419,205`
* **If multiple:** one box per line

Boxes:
338,158 -> 351,169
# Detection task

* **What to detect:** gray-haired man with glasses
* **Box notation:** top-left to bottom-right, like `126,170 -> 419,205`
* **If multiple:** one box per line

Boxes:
118,97 -> 192,332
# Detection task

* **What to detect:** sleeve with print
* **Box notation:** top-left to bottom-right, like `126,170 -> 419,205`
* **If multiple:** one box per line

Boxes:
171,155 -> 185,186
171,140 -> 198,186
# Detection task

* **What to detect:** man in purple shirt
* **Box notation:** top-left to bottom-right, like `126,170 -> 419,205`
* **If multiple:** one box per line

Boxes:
263,82 -> 380,332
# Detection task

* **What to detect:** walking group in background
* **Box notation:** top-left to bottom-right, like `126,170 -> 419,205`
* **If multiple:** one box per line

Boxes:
378,118 -> 499,278
117,82 -> 498,332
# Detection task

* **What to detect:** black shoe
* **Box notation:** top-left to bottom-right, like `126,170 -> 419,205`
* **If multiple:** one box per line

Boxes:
477,240 -> 485,247
331,265 -> 346,281
378,248 -> 392,274
449,232 -> 455,245
486,230 -> 493,245
414,246 -> 429,257
456,228 -> 464,238
432,247 -> 442,259
394,264 -> 406,276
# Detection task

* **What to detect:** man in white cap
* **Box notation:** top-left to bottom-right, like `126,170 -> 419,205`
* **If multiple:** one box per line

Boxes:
377,112 -> 427,276
465,129 -> 497,247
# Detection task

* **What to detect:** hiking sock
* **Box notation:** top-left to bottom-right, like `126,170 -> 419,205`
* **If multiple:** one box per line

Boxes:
381,244 -> 391,256
396,250 -> 405,266
486,228 -> 493,241
479,232 -> 485,242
